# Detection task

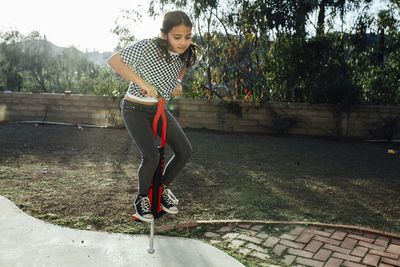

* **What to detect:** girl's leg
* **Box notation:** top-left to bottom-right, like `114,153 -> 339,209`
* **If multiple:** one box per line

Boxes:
121,100 -> 159,196
160,110 -> 192,187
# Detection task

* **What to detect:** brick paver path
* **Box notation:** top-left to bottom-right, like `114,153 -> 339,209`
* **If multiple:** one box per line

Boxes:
167,222 -> 400,267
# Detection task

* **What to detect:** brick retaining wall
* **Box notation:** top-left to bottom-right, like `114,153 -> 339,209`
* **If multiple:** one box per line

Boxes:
1,92 -> 399,139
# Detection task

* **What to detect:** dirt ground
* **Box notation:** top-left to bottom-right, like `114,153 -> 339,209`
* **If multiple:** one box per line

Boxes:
0,123 -> 399,235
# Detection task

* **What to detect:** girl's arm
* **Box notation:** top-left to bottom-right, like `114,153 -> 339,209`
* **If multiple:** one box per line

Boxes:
172,67 -> 187,97
108,52 -> 157,97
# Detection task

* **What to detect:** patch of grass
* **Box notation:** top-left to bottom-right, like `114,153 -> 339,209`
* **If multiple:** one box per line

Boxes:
45,213 -> 60,220
71,222 -> 88,230
54,219 -> 69,227
31,208 -> 42,214
36,213 -> 61,220
111,217 -> 127,224
88,216 -> 105,227
110,224 -> 147,234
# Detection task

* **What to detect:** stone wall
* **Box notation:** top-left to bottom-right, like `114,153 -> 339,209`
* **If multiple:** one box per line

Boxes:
1,92 -> 399,139
0,93 -> 121,126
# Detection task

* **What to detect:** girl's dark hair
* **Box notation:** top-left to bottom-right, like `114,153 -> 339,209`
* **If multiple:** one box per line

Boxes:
154,11 -> 202,68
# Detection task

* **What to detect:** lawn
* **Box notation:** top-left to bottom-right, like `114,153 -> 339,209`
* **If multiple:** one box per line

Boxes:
0,123 -> 399,235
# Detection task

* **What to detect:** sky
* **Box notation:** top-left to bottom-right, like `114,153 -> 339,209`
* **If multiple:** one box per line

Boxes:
0,0 -> 163,53
0,0 -> 391,53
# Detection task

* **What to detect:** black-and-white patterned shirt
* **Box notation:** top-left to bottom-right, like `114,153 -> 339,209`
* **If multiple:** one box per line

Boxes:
119,38 -> 185,102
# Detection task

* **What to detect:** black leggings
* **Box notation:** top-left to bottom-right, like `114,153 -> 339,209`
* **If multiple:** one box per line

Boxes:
121,98 -> 192,195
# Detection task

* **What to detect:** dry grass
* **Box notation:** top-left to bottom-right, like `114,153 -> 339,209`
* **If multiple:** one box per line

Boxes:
0,123 -> 399,235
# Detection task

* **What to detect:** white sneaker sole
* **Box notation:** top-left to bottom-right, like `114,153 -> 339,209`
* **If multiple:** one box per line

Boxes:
161,204 -> 178,214
133,213 -> 154,223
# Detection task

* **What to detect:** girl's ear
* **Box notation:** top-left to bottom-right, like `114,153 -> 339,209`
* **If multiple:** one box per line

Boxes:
161,32 -> 167,40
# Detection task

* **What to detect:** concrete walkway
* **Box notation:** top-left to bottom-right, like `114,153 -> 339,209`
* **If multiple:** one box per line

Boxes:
0,196 -> 244,267
3,193 -> 400,267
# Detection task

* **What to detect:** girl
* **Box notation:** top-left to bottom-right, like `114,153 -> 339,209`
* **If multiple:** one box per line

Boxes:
108,11 -> 201,222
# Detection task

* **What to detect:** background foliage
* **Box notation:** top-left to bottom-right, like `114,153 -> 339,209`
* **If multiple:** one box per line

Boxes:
0,31 -> 127,97
146,0 -> 400,106
1,0 -> 399,106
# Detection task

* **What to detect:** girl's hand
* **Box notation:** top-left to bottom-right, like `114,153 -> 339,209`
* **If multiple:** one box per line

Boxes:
141,83 -> 158,97
107,53 -> 159,98
172,83 -> 183,97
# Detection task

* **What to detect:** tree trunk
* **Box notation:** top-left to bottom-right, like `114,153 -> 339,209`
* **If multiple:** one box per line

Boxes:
317,0 -> 327,36
31,68 -> 48,93
294,2 -> 307,40
378,27 -> 385,65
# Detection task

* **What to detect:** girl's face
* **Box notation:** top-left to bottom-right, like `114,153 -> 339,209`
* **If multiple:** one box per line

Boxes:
163,24 -> 192,54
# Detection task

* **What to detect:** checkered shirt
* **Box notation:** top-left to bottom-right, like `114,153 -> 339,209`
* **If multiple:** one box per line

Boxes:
119,38 -> 185,101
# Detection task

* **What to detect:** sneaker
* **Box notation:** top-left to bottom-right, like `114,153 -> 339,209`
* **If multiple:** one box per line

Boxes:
161,188 -> 179,214
134,195 -> 154,222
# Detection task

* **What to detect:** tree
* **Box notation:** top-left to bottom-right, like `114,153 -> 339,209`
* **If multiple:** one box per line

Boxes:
112,1 -> 400,105
357,4 -> 400,105
0,31 -> 24,91
52,47 -> 97,93
19,32 -> 55,92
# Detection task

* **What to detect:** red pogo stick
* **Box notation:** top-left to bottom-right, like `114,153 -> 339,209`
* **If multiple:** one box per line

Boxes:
133,97 -> 167,221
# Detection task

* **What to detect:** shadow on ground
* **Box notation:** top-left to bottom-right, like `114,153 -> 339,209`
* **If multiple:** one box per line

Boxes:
0,123 -> 399,235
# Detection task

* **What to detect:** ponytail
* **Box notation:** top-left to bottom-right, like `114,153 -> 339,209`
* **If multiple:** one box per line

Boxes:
183,42 -> 202,68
